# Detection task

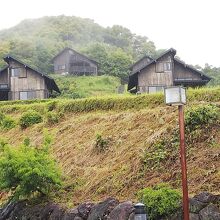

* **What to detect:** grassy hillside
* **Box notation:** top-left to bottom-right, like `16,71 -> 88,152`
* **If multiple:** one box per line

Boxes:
0,87 -> 219,206
52,75 -> 122,98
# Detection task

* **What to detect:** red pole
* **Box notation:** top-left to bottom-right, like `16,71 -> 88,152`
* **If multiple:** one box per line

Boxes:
178,105 -> 189,220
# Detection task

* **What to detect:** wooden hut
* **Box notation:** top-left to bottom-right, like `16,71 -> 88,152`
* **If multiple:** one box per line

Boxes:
0,55 -> 60,101
52,47 -> 98,76
128,48 -> 211,93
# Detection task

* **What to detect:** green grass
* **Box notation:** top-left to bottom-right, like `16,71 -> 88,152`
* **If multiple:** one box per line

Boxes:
0,86 -> 219,114
51,74 -> 122,98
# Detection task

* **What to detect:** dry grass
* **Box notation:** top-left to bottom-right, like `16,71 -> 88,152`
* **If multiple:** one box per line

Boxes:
0,104 -> 219,206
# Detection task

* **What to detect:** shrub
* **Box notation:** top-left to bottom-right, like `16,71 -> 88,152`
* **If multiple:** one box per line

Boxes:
19,110 -> 43,129
0,135 -> 61,199
95,134 -> 110,152
1,116 -> 16,130
142,141 -> 168,170
46,112 -> 59,125
185,105 -> 219,132
138,184 -> 181,220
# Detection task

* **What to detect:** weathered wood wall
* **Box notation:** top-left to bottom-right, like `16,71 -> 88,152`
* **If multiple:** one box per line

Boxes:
131,57 -> 152,73
8,60 -> 47,100
173,62 -> 201,80
53,49 -> 98,75
138,54 -> 173,93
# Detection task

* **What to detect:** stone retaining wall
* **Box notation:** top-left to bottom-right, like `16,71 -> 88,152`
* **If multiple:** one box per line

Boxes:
0,192 -> 219,220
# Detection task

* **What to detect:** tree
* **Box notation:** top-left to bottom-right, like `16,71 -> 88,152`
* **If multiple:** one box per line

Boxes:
107,48 -> 133,83
0,135 -> 61,200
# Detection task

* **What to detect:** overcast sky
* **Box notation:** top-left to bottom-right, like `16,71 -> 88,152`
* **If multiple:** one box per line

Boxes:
0,0 -> 219,67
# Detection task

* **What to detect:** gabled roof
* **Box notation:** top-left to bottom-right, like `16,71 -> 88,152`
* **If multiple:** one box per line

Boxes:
129,55 -> 153,70
3,55 -> 60,93
51,47 -> 98,65
0,65 -> 9,72
128,48 -> 176,90
130,48 -> 176,75
174,58 -> 211,80
128,48 -> 211,91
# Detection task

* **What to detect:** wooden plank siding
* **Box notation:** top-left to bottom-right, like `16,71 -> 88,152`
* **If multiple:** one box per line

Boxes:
53,48 -> 98,76
138,54 -> 174,93
128,48 -> 211,94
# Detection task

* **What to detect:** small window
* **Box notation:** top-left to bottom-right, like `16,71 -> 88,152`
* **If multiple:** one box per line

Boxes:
58,64 -> 66,70
11,68 -> 21,77
156,62 -> 171,72
0,84 -> 8,89
164,62 -> 171,71
19,91 -> 36,100
11,68 -> 27,78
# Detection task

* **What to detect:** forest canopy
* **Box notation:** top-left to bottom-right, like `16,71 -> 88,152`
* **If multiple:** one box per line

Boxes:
0,15 -> 219,84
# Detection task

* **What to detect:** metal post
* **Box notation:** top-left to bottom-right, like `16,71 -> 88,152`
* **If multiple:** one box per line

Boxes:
178,105 -> 189,220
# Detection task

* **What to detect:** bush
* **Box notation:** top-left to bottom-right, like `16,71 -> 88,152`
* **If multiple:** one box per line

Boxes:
95,134 -> 110,152
19,110 -> 43,129
0,135 -> 61,199
138,184 -> 181,220
1,116 -> 16,130
185,105 -> 219,132
46,112 -> 59,125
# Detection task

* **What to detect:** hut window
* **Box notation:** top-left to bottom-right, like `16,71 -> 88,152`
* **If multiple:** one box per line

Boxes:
156,62 -> 171,72
11,68 -> 27,78
58,64 -> 66,70
19,91 -> 36,100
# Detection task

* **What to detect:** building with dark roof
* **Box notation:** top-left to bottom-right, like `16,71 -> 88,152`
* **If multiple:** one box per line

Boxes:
128,48 -> 211,93
52,47 -> 98,76
0,55 -> 60,101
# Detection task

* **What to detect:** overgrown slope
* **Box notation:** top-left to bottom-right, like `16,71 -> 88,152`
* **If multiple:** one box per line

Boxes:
0,88 -> 219,207
52,75 -> 121,98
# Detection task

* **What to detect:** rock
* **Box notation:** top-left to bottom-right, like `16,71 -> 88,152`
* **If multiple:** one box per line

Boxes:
189,213 -> 200,220
194,192 -> 217,204
63,208 -> 79,220
107,201 -> 134,220
199,204 -> 220,220
48,204 -> 65,220
87,198 -> 119,220
169,207 -> 183,220
128,212 -> 135,220
77,202 -> 94,219
189,198 -> 207,213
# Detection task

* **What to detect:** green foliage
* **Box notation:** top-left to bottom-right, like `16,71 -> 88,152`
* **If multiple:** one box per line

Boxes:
1,116 -> 16,130
138,184 -> 181,220
185,105 -> 219,132
95,134 -> 110,152
0,16 -> 158,82
19,110 -> 43,129
142,141 -> 168,170
0,135 -> 61,199
0,112 -> 16,130
203,63 -> 220,86
46,112 -> 59,125
0,87 -> 219,115
52,75 -> 121,99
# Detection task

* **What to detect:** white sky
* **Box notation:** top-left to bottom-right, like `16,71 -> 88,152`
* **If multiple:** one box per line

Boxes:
0,0 -> 220,67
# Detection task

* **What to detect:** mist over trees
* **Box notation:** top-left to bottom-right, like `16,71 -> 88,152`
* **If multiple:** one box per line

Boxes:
0,15 -> 219,84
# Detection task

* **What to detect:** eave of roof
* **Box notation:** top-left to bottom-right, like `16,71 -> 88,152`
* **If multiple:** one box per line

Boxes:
129,55 -> 153,70
0,65 -> 9,72
3,55 -> 60,93
130,48 -> 177,76
51,47 -> 98,65
174,58 -> 212,80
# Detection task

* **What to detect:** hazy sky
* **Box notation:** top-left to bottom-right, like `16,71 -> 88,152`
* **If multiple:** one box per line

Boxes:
0,0 -> 219,67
